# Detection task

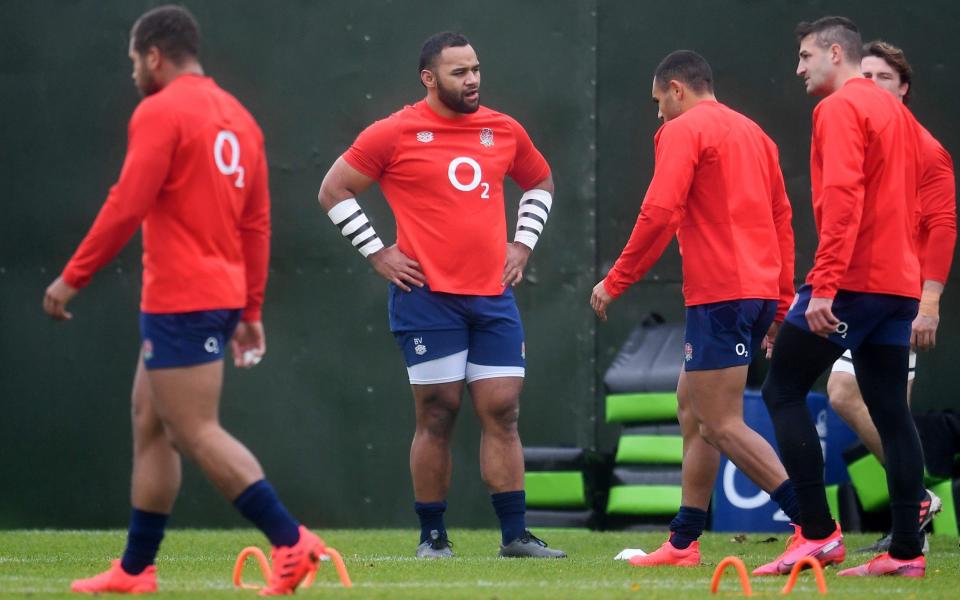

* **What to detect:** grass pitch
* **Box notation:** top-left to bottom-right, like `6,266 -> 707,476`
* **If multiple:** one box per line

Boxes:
1,528 -> 958,598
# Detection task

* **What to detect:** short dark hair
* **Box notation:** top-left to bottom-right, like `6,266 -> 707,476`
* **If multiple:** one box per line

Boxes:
418,31 -> 470,72
863,39 -> 913,105
131,5 -> 201,64
654,50 -> 714,94
795,16 -> 862,64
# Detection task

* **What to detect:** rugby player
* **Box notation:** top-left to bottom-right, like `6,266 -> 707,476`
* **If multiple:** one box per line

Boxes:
757,16 -> 927,577
827,40 -> 956,555
43,6 -> 323,594
316,32 -> 565,559
590,50 -> 798,567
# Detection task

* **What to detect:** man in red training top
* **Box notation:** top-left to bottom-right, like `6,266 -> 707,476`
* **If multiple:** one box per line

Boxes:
827,40 -> 956,555
316,32 -> 565,559
756,16 -> 927,577
590,50 -> 798,567
43,6 -> 322,595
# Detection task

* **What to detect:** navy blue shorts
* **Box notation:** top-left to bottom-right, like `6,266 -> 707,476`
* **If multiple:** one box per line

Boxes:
785,284 -> 918,349
684,299 -> 778,371
140,309 -> 242,370
388,284 -> 525,384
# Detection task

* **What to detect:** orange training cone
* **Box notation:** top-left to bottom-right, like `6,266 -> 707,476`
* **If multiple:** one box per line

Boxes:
233,543 -> 353,591
710,556 -> 753,596
781,555 -> 827,595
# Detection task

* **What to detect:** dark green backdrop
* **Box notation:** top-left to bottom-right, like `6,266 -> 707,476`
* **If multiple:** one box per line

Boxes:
1,0 -> 956,528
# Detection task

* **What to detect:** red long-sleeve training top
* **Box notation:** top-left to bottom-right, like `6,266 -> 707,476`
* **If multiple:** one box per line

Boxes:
61,74 -> 271,321
916,124 -> 957,285
604,100 -> 796,320
806,78 -> 923,300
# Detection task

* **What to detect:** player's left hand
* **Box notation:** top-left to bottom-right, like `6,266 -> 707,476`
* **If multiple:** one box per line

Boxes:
911,312 -> 939,351
805,296 -> 839,336
231,320 -> 266,368
43,276 -> 78,321
591,279 -> 614,321
502,242 -> 531,287
762,320 -> 781,359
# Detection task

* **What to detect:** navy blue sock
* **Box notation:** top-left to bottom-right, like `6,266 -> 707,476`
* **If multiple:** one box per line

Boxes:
414,501 -> 448,543
491,491 -> 526,545
120,508 -> 169,575
233,480 -> 300,547
668,506 -> 708,549
770,480 -> 802,523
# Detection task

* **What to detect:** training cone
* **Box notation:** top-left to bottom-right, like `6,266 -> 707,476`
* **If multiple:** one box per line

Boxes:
781,556 -> 827,595
710,556 -> 753,596
233,544 -> 353,591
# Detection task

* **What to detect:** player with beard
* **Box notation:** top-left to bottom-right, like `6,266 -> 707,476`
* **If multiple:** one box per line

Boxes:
44,6 -> 324,595
827,40 -> 956,556
317,31 -> 565,559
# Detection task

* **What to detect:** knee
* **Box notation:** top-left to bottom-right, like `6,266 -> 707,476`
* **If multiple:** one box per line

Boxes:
698,420 -> 734,449
827,375 -> 862,418
479,398 -> 520,436
161,421 -> 217,459
417,394 -> 460,440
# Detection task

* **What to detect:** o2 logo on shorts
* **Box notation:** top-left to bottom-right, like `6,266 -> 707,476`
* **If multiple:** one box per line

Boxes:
684,342 -> 694,362
835,321 -> 849,339
143,339 -> 154,361
204,337 -> 220,354
448,156 -> 490,199
735,343 -> 748,358
214,130 -> 245,188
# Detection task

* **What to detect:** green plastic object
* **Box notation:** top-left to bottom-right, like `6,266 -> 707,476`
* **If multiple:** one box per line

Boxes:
606,485 -> 681,515
615,435 -> 683,464
826,484 -> 840,521
929,479 -> 958,537
605,393 -> 678,424
524,471 -> 587,509
847,453 -> 889,512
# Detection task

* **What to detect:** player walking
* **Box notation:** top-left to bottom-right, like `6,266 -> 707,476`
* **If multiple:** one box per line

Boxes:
827,39 -> 956,555
590,50 -> 798,566
44,6 -> 323,595
317,32 -> 565,558
757,17 -> 927,577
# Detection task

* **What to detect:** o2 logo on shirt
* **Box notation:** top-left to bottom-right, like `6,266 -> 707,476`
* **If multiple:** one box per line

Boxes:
214,130 -> 245,188
448,156 -> 490,199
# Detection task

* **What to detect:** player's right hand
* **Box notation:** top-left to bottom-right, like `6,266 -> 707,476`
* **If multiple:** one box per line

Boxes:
43,276 -> 78,321
805,296 -> 839,336
590,279 -> 614,321
369,244 -> 426,292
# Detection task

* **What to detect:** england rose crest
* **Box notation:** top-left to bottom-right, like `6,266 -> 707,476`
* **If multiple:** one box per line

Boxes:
480,128 -> 494,147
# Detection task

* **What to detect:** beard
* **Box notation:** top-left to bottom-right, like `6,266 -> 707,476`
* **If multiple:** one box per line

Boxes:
135,66 -> 161,97
437,79 -> 480,114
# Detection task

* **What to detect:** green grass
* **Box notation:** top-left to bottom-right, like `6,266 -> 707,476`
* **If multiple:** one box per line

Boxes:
1,528 -> 958,598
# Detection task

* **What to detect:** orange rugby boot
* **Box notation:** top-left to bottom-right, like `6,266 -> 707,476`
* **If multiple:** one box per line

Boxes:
259,526 -> 324,596
70,560 -> 158,594
629,539 -> 701,567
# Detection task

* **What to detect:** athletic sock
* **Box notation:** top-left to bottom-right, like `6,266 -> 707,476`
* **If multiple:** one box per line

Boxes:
233,479 -> 300,548
770,480 -> 802,523
414,500 -> 448,543
491,491 -> 526,545
668,506 -> 708,549
120,508 -> 169,575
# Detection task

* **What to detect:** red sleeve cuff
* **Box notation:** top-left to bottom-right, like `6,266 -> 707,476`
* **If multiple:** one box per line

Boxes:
61,268 -> 90,291
242,306 -> 262,322
603,274 -> 626,299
